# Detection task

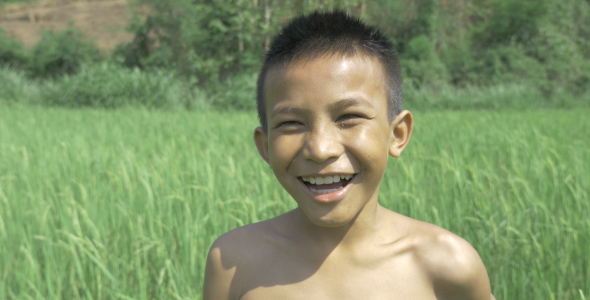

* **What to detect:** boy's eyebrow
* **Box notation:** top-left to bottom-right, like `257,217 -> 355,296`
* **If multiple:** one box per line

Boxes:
271,106 -> 310,118
271,98 -> 373,118
328,98 -> 374,110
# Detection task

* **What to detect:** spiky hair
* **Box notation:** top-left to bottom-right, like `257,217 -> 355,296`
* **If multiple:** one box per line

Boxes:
256,10 -> 402,131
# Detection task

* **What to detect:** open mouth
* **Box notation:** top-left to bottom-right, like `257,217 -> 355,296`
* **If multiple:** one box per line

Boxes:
299,174 -> 355,195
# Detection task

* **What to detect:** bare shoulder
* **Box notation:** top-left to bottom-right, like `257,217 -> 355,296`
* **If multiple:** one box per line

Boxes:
404,218 -> 493,300
203,213 -> 291,300
203,225 -> 254,300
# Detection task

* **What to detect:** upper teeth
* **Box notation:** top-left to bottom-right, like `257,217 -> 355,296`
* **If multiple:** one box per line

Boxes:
301,175 -> 353,185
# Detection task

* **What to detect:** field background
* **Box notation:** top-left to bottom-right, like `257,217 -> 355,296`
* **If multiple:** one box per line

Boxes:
1,0 -> 590,299
1,106 -> 588,299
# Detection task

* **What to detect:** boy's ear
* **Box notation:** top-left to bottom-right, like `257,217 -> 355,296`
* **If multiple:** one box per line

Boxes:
389,110 -> 413,158
254,127 -> 270,164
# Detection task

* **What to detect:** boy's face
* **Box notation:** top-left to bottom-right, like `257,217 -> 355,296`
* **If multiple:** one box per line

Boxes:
254,55 -> 412,227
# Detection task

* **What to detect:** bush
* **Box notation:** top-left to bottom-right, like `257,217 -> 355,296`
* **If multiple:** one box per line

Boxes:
40,62 -> 209,110
0,67 -> 40,105
209,72 -> 257,110
0,28 -> 28,69
114,0 -> 266,86
402,35 -> 449,88
28,24 -> 102,78
405,82 -> 590,111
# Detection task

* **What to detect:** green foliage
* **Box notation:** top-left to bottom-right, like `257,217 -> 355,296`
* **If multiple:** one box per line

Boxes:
471,0 -> 546,48
402,35 -> 448,87
114,0 -> 368,85
40,62 -> 208,109
28,23 -> 102,78
209,72 -> 258,110
530,0 -> 590,95
0,28 -> 28,69
405,83 -> 542,111
3,0 -> 590,110
414,0 -> 590,96
462,0 -> 590,95
0,67 -> 40,104
114,0 -> 265,84
367,0 -> 435,54
1,65 -> 586,111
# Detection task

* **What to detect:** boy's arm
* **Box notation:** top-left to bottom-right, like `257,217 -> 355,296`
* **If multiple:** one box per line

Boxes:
421,231 -> 494,300
203,240 -> 237,300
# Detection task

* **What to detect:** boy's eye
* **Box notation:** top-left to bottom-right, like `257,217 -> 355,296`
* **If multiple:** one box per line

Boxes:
336,114 -> 368,127
277,120 -> 301,128
338,114 -> 360,121
336,114 -> 363,123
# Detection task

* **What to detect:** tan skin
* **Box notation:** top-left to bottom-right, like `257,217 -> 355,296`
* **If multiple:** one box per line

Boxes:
204,55 -> 495,300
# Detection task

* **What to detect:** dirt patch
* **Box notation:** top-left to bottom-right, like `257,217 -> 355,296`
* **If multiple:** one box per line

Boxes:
0,0 -> 135,51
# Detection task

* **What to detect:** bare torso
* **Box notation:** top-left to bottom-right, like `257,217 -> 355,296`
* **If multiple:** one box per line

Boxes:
239,245 -> 438,300
204,208 -> 492,300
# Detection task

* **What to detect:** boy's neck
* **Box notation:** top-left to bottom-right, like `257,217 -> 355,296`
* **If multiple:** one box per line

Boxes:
292,200 -> 390,252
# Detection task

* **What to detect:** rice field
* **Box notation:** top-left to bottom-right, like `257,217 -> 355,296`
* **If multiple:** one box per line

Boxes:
0,105 -> 588,299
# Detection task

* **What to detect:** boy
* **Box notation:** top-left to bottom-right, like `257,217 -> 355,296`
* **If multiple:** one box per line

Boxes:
204,11 -> 495,300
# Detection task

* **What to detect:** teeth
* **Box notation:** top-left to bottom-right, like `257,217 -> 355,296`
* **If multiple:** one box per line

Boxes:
302,174 -> 354,184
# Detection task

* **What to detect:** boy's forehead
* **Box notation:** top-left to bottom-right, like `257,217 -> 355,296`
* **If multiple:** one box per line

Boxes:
263,55 -> 388,111
268,53 -> 381,76
264,54 -> 386,91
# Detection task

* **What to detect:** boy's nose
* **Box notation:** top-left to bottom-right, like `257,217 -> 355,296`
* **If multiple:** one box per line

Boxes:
301,127 -> 344,163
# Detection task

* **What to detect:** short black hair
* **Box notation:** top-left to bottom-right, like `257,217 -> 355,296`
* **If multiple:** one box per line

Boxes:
256,10 -> 402,131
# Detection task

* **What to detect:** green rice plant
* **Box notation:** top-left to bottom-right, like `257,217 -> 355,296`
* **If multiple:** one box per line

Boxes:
381,110 -> 590,299
0,106 -> 588,299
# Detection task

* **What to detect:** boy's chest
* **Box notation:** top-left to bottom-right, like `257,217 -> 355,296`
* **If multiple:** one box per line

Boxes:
240,279 -> 437,300
236,252 -> 438,300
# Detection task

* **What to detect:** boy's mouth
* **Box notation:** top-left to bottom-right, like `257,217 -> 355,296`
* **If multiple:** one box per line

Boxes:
300,174 -> 355,195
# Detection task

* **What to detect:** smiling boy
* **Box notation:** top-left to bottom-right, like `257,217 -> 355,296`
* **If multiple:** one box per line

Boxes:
203,11 -> 494,300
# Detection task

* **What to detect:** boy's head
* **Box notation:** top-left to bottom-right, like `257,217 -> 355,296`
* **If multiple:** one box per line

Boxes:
253,11 -> 413,228
256,11 -> 402,132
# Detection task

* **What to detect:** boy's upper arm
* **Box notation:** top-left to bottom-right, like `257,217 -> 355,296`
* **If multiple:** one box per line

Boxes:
203,239 -> 238,300
421,231 -> 493,300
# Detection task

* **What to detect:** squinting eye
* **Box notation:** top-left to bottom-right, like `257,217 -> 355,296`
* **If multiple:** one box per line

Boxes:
277,121 -> 301,128
338,114 -> 361,121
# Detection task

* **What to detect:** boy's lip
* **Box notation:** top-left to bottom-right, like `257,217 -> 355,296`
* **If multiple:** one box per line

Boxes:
297,173 -> 357,204
298,172 -> 356,177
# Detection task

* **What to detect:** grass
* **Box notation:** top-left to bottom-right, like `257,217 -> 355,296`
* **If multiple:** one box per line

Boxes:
1,66 -> 588,112
0,64 -> 211,110
0,105 -> 588,299
404,83 -> 590,111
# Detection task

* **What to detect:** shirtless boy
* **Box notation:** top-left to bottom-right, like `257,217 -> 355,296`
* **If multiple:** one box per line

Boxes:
204,11 -> 495,300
